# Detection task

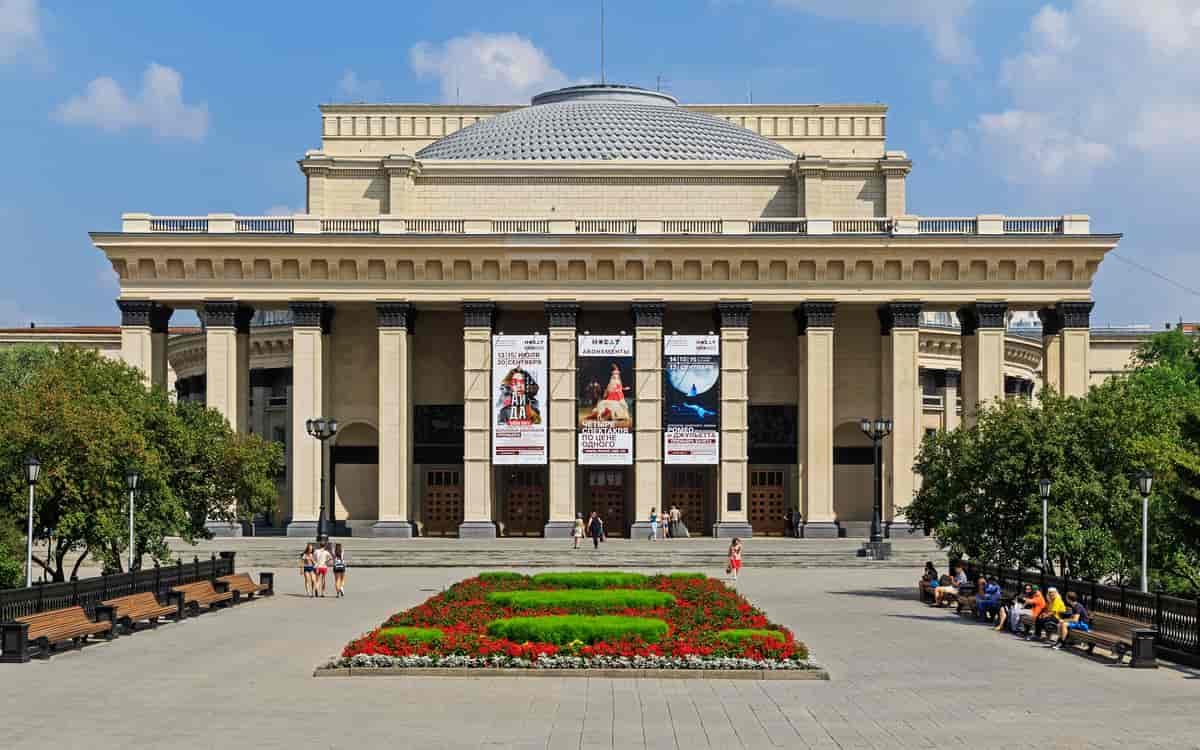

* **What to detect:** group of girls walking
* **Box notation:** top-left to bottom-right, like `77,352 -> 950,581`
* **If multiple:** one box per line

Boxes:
300,541 -> 347,597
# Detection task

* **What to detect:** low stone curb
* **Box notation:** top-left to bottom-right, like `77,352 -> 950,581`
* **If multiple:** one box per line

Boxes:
313,665 -> 829,680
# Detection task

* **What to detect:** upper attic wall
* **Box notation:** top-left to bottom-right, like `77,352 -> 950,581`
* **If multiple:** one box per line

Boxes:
318,103 -> 888,159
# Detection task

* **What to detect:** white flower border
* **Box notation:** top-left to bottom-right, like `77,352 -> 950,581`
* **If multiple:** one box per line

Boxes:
328,653 -> 820,671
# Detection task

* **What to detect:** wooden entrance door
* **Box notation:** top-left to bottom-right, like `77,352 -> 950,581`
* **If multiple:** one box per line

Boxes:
749,469 -> 787,535
422,468 -> 463,537
667,469 -> 708,536
588,470 -> 627,537
503,469 -> 546,536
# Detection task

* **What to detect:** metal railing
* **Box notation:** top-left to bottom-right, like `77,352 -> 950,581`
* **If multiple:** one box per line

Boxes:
0,553 -> 235,621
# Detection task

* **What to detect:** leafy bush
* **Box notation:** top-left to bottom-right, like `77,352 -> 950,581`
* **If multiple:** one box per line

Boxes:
486,589 -> 675,612
378,626 -> 443,644
667,572 -> 706,580
486,615 -> 668,645
716,629 -> 787,645
530,572 -> 648,589
479,572 -> 527,583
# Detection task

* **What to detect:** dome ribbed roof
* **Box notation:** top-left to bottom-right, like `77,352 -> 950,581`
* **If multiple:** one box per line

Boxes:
416,84 -> 794,162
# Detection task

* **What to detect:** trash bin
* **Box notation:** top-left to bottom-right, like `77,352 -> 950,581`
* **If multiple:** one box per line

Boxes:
1129,628 -> 1158,669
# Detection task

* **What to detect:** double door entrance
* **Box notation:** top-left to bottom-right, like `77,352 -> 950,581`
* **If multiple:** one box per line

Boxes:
749,469 -> 788,535
501,468 -> 547,536
421,467 -> 463,537
665,468 -> 712,536
585,469 -> 628,537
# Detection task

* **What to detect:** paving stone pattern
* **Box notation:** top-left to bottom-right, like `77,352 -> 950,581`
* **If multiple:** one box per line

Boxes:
2,564 -> 1197,749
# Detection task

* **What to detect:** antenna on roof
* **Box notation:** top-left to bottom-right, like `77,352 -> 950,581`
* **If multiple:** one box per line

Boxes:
656,74 -> 670,93
600,0 -> 606,85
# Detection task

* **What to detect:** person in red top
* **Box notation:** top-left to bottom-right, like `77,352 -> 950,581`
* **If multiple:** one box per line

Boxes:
1017,587 -> 1046,636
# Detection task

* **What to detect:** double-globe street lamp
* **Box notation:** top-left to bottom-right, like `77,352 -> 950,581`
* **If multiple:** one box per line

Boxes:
1136,469 -> 1153,593
126,470 -> 140,573
1039,478 -> 1051,574
23,456 -> 41,588
859,417 -> 893,545
305,417 -> 339,543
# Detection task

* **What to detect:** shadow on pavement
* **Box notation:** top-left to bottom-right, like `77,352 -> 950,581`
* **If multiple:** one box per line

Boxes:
827,587 -> 916,601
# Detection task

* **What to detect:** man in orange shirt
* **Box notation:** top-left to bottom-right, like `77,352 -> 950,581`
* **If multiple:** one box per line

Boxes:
1018,586 -> 1046,637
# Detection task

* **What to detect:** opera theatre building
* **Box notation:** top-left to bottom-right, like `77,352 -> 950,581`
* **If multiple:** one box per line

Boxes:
90,84 -> 1120,539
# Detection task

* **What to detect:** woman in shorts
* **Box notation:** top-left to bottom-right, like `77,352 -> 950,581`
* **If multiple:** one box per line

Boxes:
332,543 -> 347,598
300,543 -> 316,597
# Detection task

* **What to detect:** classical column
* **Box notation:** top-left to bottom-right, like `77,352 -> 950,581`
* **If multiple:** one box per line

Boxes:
1038,307 -> 1063,394
630,302 -> 664,540
461,301 -> 498,538
879,302 -> 922,533
1059,301 -> 1093,397
545,301 -> 580,538
117,300 -> 172,390
935,370 -> 960,431
203,301 -> 253,433
796,302 -> 837,538
285,302 -> 333,537
959,302 -> 1007,426
715,301 -> 753,538
375,302 -> 416,537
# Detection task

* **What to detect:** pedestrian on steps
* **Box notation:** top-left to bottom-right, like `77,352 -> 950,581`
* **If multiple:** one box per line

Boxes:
572,513 -> 585,549
588,511 -> 604,550
648,508 -> 659,541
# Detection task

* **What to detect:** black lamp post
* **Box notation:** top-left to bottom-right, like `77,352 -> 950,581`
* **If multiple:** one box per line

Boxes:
126,469 -> 141,572
305,417 -> 339,542
859,417 -> 893,544
1136,470 -> 1153,593
23,456 -> 41,588
1038,478 -> 1051,574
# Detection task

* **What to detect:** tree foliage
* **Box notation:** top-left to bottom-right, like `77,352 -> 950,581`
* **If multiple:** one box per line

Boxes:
0,346 -> 282,583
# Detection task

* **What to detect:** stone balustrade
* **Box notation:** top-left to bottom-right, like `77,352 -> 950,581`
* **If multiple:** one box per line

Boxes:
120,213 -> 1091,236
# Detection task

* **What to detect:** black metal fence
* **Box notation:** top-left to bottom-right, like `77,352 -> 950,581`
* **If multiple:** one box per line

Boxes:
964,561 -> 1200,666
0,553 -> 235,622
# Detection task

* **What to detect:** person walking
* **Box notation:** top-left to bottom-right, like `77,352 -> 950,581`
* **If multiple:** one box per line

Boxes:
572,513 -> 585,549
313,541 -> 332,597
669,505 -> 681,539
588,511 -> 604,550
727,537 -> 743,581
648,507 -> 659,541
332,543 -> 347,597
301,543 -> 316,597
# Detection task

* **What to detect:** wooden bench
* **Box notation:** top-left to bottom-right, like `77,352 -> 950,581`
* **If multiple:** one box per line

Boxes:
98,591 -> 178,633
171,580 -> 234,617
1063,612 -> 1146,663
0,605 -> 113,662
217,572 -> 274,600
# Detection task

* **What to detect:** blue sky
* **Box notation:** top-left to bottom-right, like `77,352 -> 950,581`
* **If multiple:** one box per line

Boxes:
1,0 -> 1197,328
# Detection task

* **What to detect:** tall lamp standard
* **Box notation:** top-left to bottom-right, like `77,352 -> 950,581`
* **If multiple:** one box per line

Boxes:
1136,470 -> 1153,593
305,418 -> 339,542
859,417 -> 893,545
23,456 -> 41,588
1038,478 -> 1051,574
125,470 -> 140,572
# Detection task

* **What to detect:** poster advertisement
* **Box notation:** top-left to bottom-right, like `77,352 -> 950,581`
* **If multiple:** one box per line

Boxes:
663,335 -> 721,465
577,335 -> 635,465
492,335 -> 548,465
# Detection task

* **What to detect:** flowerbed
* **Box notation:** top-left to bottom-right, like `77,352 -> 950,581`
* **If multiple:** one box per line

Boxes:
487,615 -> 668,644
485,589 -> 675,612
329,572 -> 817,673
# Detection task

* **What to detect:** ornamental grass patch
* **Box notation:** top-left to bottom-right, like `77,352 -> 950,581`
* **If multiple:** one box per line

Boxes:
486,615 -> 669,645
377,626 -> 443,644
485,589 -> 675,613
529,572 -> 648,589
479,572 -> 526,583
717,629 -> 787,645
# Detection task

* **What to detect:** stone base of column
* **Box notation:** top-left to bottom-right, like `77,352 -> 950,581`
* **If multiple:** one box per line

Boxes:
543,520 -> 577,539
371,521 -> 416,538
629,522 -> 657,540
458,520 -> 497,539
712,521 -> 754,539
802,521 -> 840,539
285,521 -> 319,538
205,521 -> 243,538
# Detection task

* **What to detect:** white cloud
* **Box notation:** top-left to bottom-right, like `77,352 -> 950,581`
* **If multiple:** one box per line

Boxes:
410,32 -> 570,104
336,69 -> 381,102
976,110 -> 1112,181
0,0 -> 41,64
55,63 -> 208,140
771,0 -> 976,64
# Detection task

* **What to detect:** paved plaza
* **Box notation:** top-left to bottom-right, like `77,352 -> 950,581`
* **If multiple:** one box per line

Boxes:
3,563 -> 1198,750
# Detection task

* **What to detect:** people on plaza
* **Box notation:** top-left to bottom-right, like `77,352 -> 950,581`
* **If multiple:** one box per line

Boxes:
959,577 -> 988,613
1016,585 -> 1047,637
588,511 -> 604,549
1052,592 -> 1091,650
996,583 -> 1034,632
932,563 -> 968,607
727,538 -> 743,581
1030,586 -> 1066,640
313,541 -> 332,597
301,543 -> 316,597
332,543 -> 347,598
919,561 -> 940,600
976,579 -> 1002,621
669,505 -> 682,538
649,507 -> 659,541
572,512 -> 585,549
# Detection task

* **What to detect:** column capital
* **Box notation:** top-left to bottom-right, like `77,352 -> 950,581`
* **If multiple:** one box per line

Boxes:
716,300 -> 752,330
1037,307 -> 1063,337
376,301 -> 415,331
958,302 -> 1007,336
794,301 -> 836,334
933,369 -> 961,390
463,301 -> 496,329
116,300 -> 173,332
631,301 -> 665,328
544,300 -> 580,328
877,301 -> 923,335
289,301 -> 334,333
1057,300 -> 1094,329
203,301 -> 254,333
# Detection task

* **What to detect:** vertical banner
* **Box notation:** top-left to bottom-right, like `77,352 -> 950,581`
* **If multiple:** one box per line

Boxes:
663,335 -> 721,464
492,335 -> 548,464
577,335 -> 635,465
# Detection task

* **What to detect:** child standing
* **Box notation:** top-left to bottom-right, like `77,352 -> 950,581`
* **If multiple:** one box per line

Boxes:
572,513 -> 585,549
727,538 -> 743,581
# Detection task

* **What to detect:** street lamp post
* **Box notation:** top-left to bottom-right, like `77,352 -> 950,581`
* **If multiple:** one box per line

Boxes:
305,417 -> 339,543
1136,470 -> 1153,593
23,456 -> 41,588
859,417 -> 893,545
126,470 -> 140,573
1039,478 -> 1051,574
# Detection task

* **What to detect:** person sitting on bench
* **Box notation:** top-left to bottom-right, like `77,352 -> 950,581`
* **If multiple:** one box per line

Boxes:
1016,585 -> 1047,636
976,579 -> 1002,621
1024,586 -> 1060,640
933,564 -> 967,607
1051,592 -> 1090,650
918,562 -> 939,600
996,583 -> 1035,633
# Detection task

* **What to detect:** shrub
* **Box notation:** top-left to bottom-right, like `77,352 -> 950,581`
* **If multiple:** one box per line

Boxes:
530,572 -> 648,589
486,615 -> 669,644
716,629 -> 787,645
479,572 -> 527,583
667,572 -> 706,580
486,589 -> 675,612
378,626 -> 443,644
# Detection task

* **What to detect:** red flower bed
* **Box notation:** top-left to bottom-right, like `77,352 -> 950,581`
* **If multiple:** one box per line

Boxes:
342,574 -> 808,663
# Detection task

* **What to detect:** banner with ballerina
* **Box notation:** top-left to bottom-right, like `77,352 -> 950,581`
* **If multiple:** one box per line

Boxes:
492,334 -> 548,465
576,335 -> 635,465
663,335 -> 721,465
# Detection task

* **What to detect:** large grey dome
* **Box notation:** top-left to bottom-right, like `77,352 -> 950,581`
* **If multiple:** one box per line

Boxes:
416,84 -> 794,162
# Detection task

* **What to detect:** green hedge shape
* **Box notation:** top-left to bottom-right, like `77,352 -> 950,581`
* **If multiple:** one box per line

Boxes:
486,615 -> 669,645
716,629 -> 787,645
378,626 -> 444,644
667,572 -> 706,580
479,572 -> 527,583
486,589 -> 675,612
529,572 -> 648,589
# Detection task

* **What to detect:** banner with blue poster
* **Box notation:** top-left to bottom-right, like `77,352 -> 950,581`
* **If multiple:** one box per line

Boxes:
663,335 -> 720,465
